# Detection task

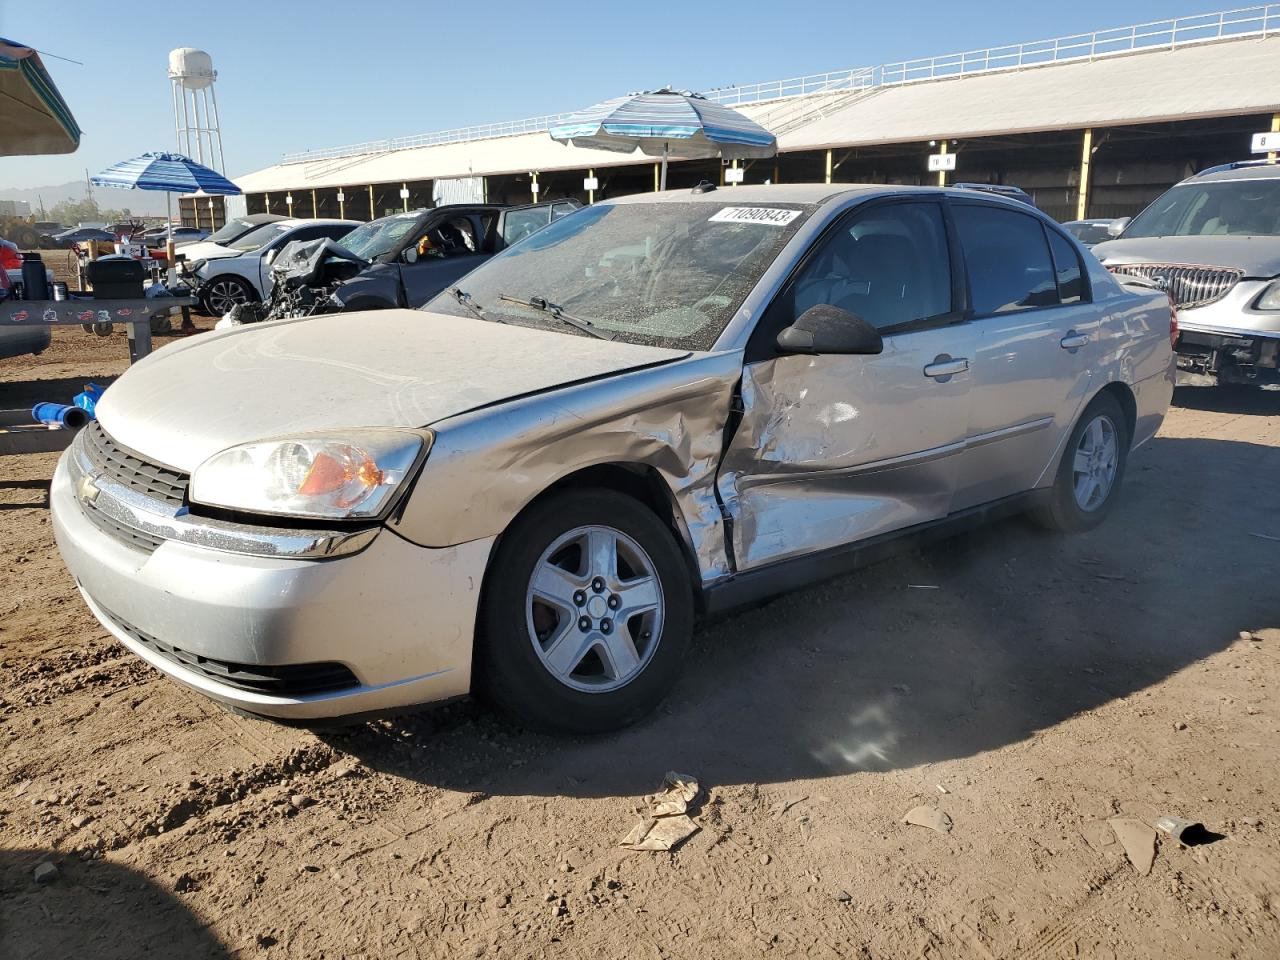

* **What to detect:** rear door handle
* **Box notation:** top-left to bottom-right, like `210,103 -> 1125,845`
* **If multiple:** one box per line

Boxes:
1060,332 -> 1090,350
923,356 -> 969,380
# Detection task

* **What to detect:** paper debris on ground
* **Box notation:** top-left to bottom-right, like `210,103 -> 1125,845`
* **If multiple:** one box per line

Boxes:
620,772 -> 701,852
619,815 -> 700,851
646,771 -> 699,818
1108,817 -> 1157,875
903,805 -> 953,834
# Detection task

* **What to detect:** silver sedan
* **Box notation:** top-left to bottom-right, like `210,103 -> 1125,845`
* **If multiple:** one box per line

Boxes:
51,184 -> 1175,733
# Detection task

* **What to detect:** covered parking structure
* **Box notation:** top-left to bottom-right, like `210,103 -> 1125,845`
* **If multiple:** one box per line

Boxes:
235,7 -> 1280,224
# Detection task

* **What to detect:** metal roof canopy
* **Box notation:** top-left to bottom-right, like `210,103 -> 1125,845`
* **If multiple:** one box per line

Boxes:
235,32 -> 1280,195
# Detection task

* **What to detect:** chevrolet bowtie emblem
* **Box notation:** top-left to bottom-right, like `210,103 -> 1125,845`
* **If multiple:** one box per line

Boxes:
76,473 -> 101,505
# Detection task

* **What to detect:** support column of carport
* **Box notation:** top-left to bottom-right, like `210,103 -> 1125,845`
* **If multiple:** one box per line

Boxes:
1271,113 -> 1279,162
1077,128 -> 1094,221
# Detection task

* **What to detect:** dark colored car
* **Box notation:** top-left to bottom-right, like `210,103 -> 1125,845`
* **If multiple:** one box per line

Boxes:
954,183 -> 1036,207
320,200 -> 581,313
49,227 -> 116,249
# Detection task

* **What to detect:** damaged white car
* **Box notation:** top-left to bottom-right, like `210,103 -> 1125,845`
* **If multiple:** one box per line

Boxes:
51,184 -> 1174,733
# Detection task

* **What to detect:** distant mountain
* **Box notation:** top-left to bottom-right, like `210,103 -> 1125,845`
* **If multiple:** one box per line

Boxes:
0,180 -> 171,217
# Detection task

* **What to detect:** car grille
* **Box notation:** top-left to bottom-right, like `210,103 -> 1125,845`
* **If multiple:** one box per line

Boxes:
81,421 -> 188,507
82,499 -> 165,554
101,606 -> 361,697
1108,263 -> 1243,309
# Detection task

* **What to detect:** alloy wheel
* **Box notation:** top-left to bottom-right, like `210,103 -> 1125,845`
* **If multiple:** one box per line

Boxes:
205,279 -> 250,315
525,524 -> 664,693
1072,414 -> 1118,512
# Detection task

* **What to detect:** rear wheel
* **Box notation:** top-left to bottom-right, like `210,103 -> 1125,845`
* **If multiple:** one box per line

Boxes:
1032,392 -> 1129,533
201,276 -> 255,317
476,490 -> 693,733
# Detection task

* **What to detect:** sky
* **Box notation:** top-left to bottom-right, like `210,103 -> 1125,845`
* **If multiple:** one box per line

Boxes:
0,0 -> 1231,189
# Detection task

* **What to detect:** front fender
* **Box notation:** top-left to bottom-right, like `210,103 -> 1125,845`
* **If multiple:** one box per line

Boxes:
388,351 -> 744,584
333,264 -> 403,311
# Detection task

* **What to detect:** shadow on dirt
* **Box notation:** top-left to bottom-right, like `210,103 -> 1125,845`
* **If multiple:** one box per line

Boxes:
0,375 -> 117,412
1173,383 -> 1280,414
0,849 -> 230,959
318,431 -> 1280,798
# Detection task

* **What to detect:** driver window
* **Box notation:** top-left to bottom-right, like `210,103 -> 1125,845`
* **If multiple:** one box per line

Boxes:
792,202 -> 953,331
415,217 -> 477,259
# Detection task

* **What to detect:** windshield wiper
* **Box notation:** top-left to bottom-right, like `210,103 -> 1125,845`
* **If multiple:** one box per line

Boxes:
449,287 -> 499,323
497,294 -> 613,340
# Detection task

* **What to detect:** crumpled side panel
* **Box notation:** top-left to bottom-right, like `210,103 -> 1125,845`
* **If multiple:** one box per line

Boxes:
390,352 -> 744,584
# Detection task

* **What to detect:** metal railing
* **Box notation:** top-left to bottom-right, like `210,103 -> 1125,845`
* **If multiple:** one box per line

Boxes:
281,111 -> 577,165
279,5 -> 1280,167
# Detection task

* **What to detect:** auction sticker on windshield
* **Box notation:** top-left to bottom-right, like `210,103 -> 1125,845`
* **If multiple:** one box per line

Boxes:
708,207 -> 802,226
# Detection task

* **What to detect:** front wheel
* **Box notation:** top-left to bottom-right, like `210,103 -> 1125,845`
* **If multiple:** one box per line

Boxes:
201,276 -> 255,317
476,490 -> 693,733
1032,392 -> 1129,533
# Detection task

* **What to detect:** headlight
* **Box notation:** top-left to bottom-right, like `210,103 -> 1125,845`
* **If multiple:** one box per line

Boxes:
1256,279 -> 1280,311
189,430 -> 428,520
189,259 -> 208,276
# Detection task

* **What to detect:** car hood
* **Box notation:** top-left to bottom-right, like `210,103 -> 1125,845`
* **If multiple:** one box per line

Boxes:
95,310 -> 691,472
175,240 -> 241,262
1092,235 -> 1280,278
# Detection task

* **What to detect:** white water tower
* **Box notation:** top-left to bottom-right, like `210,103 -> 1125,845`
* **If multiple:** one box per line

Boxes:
168,48 -> 225,172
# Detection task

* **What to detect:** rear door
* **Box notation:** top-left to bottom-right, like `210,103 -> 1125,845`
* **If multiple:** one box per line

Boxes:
948,202 -> 1099,510
718,198 -> 976,571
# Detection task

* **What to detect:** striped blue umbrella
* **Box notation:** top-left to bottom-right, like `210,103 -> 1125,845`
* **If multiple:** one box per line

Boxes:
0,38 -> 81,156
550,88 -> 776,190
91,151 -> 241,246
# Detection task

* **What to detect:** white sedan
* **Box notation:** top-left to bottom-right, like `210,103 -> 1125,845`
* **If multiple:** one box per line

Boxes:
186,218 -> 357,316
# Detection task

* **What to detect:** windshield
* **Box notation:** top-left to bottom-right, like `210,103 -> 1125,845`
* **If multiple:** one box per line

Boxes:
337,213 -> 422,260
230,222 -> 293,252
1123,178 -> 1280,238
424,201 -> 809,349
207,217 -> 258,244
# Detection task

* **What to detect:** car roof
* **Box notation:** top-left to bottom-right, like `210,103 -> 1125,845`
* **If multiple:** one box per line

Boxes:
276,218 -> 359,228
606,182 -> 1049,212
238,213 -> 287,224
1186,160 -> 1280,183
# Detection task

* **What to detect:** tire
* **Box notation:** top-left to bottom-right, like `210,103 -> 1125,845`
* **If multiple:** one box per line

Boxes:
476,489 -> 694,734
201,276 -> 255,317
1032,392 -> 1129,533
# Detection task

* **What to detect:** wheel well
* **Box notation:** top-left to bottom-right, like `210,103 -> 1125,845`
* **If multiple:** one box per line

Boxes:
506,463 -> 703,590
1097,381 -> 1137,445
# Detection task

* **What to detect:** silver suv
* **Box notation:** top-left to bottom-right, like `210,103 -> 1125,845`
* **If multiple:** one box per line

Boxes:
1093,160 -> 1280,386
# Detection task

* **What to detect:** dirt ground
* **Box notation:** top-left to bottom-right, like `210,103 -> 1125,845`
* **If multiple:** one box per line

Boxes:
2,326 -> 1278,960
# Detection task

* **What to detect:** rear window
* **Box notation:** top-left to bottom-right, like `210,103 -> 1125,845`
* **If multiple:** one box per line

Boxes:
953,205 -> 1058,315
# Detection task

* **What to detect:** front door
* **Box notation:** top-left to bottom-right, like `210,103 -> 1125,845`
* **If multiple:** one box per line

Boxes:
719,199 -> 975,571
399,213 -> 488,307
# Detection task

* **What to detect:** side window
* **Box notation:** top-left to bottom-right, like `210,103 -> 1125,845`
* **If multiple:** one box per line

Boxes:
952,205 -> 1058,315
1046,228 -> 1085,304
501,207 -> 552,246
791,202 -> 953,331
418,217 -> 478,259
551,201 -> 577,221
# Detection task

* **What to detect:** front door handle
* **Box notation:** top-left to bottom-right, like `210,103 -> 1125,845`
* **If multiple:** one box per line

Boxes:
923,356 -> 969,380
1060,332 -> 1090,350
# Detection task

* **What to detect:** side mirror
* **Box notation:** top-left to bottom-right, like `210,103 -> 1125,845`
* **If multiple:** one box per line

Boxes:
402,247 -> 419,264
776,304 -> 883,355
1107,217 -> 1131,238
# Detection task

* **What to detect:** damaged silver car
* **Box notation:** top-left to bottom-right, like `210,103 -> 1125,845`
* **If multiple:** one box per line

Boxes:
51,184 -> 1174,733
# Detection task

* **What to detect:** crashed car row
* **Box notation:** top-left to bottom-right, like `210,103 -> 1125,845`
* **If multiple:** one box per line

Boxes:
52,182 -> 1176,733
181,199 -> 580,322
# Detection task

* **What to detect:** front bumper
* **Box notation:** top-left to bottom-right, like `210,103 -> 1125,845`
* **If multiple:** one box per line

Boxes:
50,449 -> 493,720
